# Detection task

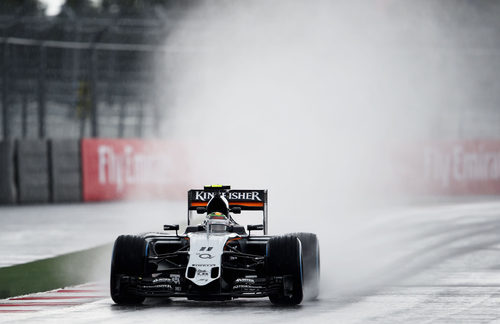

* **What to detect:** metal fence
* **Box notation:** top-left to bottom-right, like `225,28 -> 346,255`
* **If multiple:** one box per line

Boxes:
0,16 -> 169,140
3,13 -> 500,141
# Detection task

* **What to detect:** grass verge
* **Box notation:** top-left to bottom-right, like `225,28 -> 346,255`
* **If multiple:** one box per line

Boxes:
0,244 -> 112,298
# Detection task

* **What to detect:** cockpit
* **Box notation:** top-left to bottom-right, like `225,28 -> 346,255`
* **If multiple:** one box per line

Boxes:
204,212 -> 231,233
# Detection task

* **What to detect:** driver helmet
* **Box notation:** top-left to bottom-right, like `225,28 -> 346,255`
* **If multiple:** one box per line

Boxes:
206,195 -> 229,216
205,212 -> 230,233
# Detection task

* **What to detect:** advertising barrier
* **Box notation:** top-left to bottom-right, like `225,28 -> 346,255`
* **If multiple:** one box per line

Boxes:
81,138 -> 187,201
398,141 -> 500,195
2,138 -> 500,205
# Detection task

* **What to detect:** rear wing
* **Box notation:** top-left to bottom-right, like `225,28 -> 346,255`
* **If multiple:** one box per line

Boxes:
187,189 -> 268,234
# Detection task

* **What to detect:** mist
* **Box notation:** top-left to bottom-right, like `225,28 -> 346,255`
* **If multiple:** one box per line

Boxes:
155,0 -> 491,295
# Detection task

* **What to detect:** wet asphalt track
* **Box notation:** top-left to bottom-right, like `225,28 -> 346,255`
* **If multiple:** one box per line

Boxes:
3,200 -> 500,323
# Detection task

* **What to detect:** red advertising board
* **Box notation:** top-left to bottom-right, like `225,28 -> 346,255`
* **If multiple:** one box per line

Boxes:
397,140 -> 500,195
81,138 -> 187,201
81,138 -> 500,201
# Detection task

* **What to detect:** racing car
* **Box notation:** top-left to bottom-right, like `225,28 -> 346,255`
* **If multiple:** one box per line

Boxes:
110,185 -> 320,305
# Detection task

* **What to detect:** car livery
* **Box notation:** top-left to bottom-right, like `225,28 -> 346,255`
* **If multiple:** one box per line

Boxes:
110,185 -> 320,305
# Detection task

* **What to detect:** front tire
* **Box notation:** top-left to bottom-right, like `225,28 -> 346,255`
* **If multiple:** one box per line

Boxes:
266,235 -> 304,305
110,235 -> 147,305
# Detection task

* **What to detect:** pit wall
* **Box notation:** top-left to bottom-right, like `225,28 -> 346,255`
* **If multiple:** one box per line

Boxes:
0,138 -> 187,204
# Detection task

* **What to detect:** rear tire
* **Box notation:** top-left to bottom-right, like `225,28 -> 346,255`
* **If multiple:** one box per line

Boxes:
292,232 -> 320,300
266,235 -> 303,305
110,235 -> 147,305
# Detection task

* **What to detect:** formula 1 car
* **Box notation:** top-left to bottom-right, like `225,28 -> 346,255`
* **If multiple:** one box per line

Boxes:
110,185 -> 320,305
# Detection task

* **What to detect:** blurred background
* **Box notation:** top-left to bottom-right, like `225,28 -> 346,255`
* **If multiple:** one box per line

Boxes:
1,0 -> 500,141
0,0 -> 193,139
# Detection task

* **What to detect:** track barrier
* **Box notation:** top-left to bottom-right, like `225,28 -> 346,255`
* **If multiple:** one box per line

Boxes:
81,138 -> 186,201
16,140 -> 50,204
0,138 -> 186,204
397,141 -> 500,195
50,139 -> 82,202
2,138 -> 500,204
0,140 -> 16,204
3,138 -> 499,205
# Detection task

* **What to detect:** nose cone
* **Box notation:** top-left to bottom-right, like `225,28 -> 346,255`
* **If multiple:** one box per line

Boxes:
186,232 -> 236,286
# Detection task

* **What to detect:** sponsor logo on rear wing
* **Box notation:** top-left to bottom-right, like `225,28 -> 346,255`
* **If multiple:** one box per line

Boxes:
188,189 -> 267,210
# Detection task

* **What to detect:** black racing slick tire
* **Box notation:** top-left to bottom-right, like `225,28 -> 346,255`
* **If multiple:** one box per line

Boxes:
110,235 -> 147,305
266,235 -> 304,305
292,232 -> 320,300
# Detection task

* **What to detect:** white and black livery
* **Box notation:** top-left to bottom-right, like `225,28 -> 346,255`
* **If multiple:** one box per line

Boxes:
110,185 -> 320,305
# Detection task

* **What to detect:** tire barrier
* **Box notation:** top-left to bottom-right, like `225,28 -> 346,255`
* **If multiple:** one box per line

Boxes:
0,140 -> 17,204
50,139 -> 82,203
16,140 -> 51,204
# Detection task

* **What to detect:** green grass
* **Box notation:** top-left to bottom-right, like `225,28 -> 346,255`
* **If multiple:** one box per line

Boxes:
0,244 -> 112,298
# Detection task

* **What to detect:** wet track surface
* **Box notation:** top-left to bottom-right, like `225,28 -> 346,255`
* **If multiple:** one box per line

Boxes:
0,201 -> 184,267
3,200 -> 500,323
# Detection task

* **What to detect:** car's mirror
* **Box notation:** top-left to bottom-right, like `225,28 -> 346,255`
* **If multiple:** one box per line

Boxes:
196,207 -> 207,214
247,224 -> 264,231
163,224 -> 180,231
230,207 -> 242,214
